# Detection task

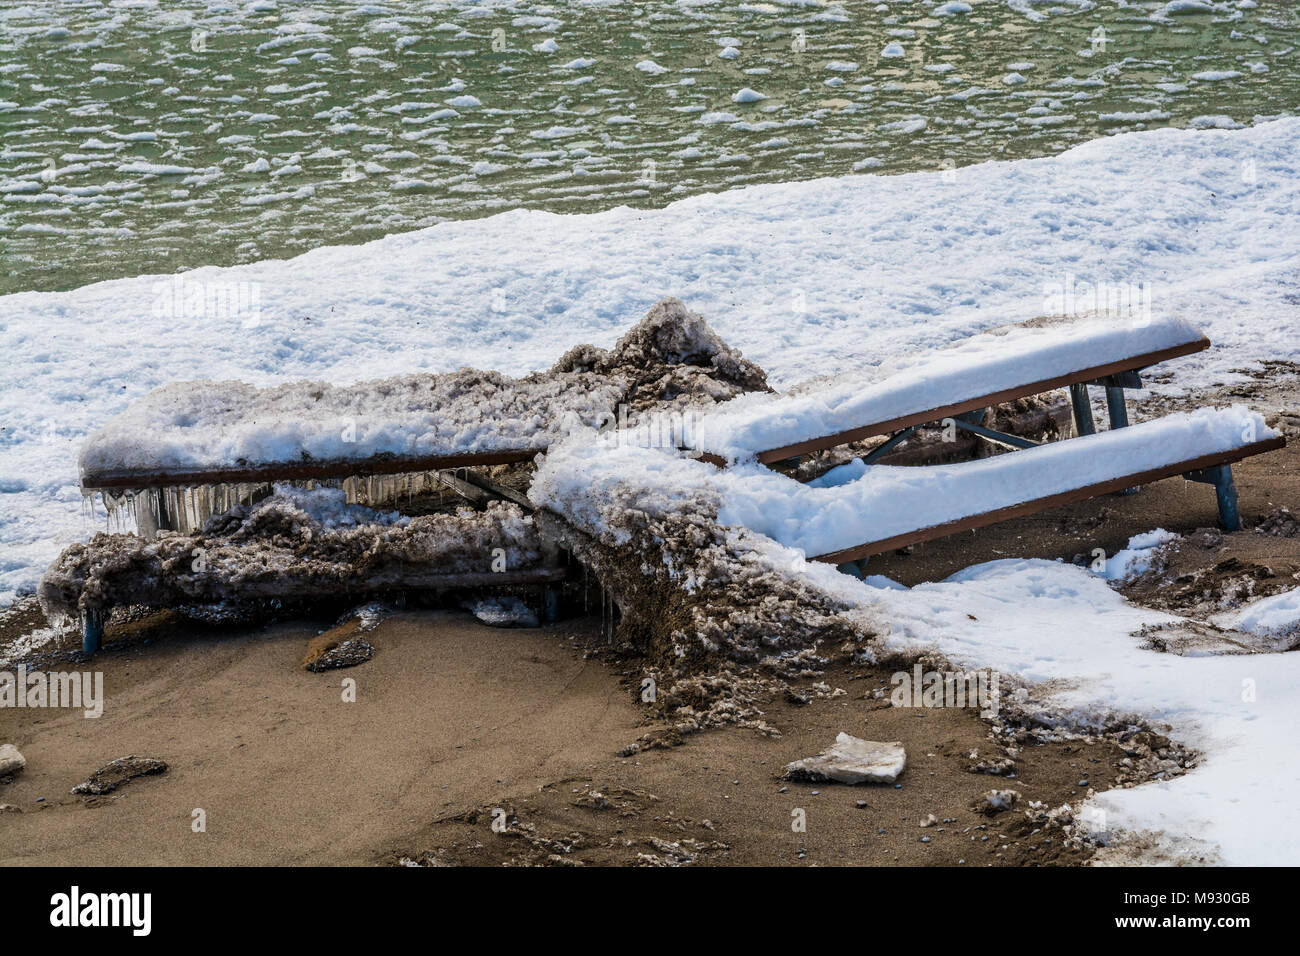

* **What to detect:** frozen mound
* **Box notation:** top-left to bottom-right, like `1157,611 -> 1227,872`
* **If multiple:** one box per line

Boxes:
551,297 -> 769,411
531,439 -> 882,747
79,297 -> 768,483
38,487 -> 543,622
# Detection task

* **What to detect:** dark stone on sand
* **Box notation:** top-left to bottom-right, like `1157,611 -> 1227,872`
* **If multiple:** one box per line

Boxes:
71,756 -> 168,795
302,618 -> 375,671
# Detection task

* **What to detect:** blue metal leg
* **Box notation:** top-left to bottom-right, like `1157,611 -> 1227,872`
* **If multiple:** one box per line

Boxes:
836,558 -> 868,579
1104,386 -> 1129,429
861,426 -> 917,465
1214,465 -> 1241,532
541,584 -> 559,624
1069,384 -> 1095,436
1183,464 -> 1241,531
82,610 -> 104,654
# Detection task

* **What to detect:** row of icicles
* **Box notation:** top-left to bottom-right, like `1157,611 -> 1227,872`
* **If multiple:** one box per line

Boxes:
84,470 -> 483,539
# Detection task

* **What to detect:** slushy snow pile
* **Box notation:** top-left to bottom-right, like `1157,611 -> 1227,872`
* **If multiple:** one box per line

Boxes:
1097,529 -> 1182,582
1214,587 -> 1300,639
80,369 -> 624,479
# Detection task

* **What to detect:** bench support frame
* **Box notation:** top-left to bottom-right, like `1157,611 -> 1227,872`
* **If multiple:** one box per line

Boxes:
82,610 -> 104,655
1183,464 -> 1241,532
949,417 -> 1040,451
1069,383 -> 1096,437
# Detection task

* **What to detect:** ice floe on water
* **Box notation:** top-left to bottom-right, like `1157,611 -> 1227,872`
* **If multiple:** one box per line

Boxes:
2,0 -> 1294,293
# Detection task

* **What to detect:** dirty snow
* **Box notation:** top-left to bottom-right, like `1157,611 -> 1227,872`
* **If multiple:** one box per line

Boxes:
1096,529 -> 1182,582
1214,587 -> 1300,639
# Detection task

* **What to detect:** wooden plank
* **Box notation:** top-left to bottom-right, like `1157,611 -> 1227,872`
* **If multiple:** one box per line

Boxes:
188,567 -> 568,599
750,337 -> 1209,464
810,435 -> 1285,564
81,448 -> 543,492
86,567 -> 569,628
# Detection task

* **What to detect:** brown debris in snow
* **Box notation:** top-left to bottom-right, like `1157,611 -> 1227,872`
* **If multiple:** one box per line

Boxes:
552,297 -> 770,412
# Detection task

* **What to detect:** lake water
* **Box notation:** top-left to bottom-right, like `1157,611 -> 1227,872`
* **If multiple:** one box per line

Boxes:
2,0 -> 1296,296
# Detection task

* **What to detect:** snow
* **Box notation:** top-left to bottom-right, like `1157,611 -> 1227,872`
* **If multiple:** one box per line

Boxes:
2,119 -> 1299,601
1097,529 -> 1181,582
78,371 -> 625,480
687,314 -> 1209,462
1215,587 -> 1300,638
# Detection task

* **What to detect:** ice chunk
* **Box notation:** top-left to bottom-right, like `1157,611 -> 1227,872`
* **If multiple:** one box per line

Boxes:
784,733 -> 906,784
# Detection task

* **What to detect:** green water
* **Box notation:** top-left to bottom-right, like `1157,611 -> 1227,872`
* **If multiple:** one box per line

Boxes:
1,0 -> 1296,296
